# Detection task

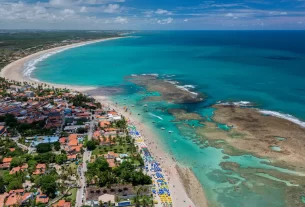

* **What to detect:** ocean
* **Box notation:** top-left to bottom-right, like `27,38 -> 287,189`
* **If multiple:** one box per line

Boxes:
30,31 -> 305,206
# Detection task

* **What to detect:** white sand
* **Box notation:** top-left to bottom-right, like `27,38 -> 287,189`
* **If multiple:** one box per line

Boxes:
0,38 -> 209,207
1,37 -> 121,91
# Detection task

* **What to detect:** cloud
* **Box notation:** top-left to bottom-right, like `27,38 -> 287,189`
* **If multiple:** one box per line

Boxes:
155,9 -> 172,15
80,6 -> 87,13
114,16 -> 128,24
225,13 -> 234,17
103,4 -> 120,13
157,17 -> 173,24
61,9 -> 75,16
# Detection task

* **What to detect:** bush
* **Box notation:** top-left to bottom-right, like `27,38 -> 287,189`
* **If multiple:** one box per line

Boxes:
86,140 -> 96,151
36,143 -> 52,153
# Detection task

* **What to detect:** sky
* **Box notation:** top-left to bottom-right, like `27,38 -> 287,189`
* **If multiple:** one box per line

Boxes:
1,0 -> 305,30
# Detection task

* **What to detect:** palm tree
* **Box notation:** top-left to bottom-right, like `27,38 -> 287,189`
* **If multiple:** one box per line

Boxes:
118,136 -> 123,146
142,197 -> 150,207
133,195 -> 141,207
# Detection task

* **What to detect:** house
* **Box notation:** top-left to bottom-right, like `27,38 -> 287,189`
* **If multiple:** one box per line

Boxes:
0,193 -> 8,207
0,163 -> 10,170
10,164 -> 28,174
5,189 -> 30,207
53,199 -> 71,207
106,159 -> 116,168
59,137 -> 66,145
33,163 -> 46,175
69,145 -> 82,154
67,154 -> 77,161
5,194 -> 22,206
25,91 -> 34,97
36,194 -> 49,204
104,151 -> 119,159
2,157 -> 12,166
64,125 -> 86,132
0,126 -> 6,135
68,134 -> 77,140
68,139 -> 78,147
100,121 -> 110,128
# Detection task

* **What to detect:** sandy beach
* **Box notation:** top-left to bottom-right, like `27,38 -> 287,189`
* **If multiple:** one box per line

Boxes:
0,38 -> 209,207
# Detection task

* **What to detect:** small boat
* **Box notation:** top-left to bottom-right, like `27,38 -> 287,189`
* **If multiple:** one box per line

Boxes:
161,127 -> 165,130
168,131 -> 173,134
143,104 -> 148,107
131,105 -> 135,107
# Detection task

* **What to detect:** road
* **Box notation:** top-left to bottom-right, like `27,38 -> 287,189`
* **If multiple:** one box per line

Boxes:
75,113 -> 94,207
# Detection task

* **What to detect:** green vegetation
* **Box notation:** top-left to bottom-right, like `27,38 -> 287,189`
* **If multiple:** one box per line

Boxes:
0,114 -> 54,136
86,158 -> 151,187
0,30 -> 120,69
2,171 -> 25,191
64,187 -> 77,204
36,142 -> 61,153
36,174 -> 58,198
86,140 -> 97,151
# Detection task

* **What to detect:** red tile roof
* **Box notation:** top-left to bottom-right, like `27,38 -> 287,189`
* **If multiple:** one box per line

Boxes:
2,157 -> 12,163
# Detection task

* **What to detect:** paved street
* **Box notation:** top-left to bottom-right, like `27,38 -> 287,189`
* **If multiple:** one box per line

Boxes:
75,113 -> 94,207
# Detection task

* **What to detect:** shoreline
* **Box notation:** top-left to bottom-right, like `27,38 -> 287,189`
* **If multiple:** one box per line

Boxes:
0,37 -> 123,92
0,37 -> 208,207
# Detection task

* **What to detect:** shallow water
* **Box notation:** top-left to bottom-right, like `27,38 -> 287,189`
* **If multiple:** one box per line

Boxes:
32,31 -> 305,206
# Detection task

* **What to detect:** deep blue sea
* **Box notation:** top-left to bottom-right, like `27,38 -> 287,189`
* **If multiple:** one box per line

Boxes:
31,31 -> 305,206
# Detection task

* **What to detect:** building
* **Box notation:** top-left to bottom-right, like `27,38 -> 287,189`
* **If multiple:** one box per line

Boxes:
36,194 -> 49,204
33,163 -> 46,175
0,126 -> 6,135
25,91 -> 34,97
64,125 -> 86,132
53,199 -> 71,207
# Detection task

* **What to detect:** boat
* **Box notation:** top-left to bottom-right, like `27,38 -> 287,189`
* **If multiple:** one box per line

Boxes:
143,104 -> 148,107
161,127 -> 165,130
168,131 -> 173,133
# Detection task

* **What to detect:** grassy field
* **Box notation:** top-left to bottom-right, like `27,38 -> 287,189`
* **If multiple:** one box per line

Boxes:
65,187 -> 77,203
92,144 -> 135,156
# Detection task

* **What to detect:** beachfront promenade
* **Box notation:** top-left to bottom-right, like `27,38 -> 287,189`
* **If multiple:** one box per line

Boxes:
128,125 -> 173,207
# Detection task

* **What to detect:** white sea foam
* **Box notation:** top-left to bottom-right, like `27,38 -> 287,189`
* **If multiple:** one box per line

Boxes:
259,110 -> 305,128
164,74 -> 176,78
22,38 -> 121,78
165,80 -> 179,85
23,48 -> 68,77
140,73 -> 159,77
176,85 -> 198,96
217,101 -> 253,107
149,112 -> 163,120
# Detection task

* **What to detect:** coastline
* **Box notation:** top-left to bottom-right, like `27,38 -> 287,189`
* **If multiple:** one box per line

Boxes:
0,37 -> 208,207
0,37 -> 122,92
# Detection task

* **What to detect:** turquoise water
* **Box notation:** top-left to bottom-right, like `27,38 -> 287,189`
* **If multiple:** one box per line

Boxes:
270,146 -> 282,152
32,31 -> 305,206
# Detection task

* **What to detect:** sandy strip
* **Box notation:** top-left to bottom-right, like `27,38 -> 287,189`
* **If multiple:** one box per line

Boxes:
0,37 -> 122,92
0,38 -> 209,207
94,96 -> 205,207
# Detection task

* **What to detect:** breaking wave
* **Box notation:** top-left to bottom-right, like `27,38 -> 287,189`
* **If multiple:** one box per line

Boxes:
259,110 -> 305,128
